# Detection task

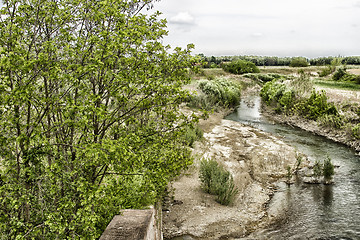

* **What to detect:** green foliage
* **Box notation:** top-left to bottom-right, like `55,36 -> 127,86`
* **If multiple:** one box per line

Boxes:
341,56 -> 360,65
352,124 -> 360,139
312,157 -> 335,182
340,73 -> 360,84
261,80 -> 341,128
199,159 -> 238,206
319,65 -> 336,77
319,58 -> 340,77
222,60 -> 260,74
0,0 -> 196,238
310,56 -> 338,66
313,160 -> 323,178
189,78 -> 241,109
295,153 -> 303,171
314,79 -> 360,90
182,125 -> 203,147
286,166 -> 292,183
290,70 -> 313,97
199,159 -> 219,193
333,67 -> 348,81
331,67 -> 360,83
323,157 -> 335,181
243,73 -> 286,82
260,81 -> 295,114
318,114 -> 343,129
299,90 -> 339,120
290,57 -> 309,67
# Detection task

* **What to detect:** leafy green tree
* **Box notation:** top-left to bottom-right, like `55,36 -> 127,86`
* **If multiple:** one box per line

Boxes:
222,60 -> 260,74
0,0 -> 196,238
290,57 -> 309,67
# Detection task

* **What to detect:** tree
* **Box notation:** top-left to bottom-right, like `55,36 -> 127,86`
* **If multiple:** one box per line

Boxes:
290,57 -> 309,67
222,60 -> 260,74
323,157 -> 335,182
0,0 -> 196,238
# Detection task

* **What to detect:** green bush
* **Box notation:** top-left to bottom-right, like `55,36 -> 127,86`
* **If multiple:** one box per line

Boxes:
197,78 -> 241,107
333,67 -> 347,81
340,73 -> 360,84
290,70 -> 313,97
199,158 -> 219,194
299,90 -> 339,120
323,157 -> 335,181
222,60 -> 260,75
187,94 -> 215,111
199,159 -> 238,205
312,157 -> 335,182
260,80 -> 295,114
352,124 -> 360,139
319,65 -> 336,77
289,57 -> 309,67
261,81 -> 341,127
313,160 -> 322,178
182,125 -> 203,147
318,114 -> 343,129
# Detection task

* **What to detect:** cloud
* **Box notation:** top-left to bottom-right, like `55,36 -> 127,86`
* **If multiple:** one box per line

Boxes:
355,1 -> 360,7
251,32 -> 264,38
169,12 -> 195,25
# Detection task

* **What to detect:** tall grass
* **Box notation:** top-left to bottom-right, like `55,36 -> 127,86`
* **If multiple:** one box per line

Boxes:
199,159 -> 238,206
188,77 -> 241,110
314,79 -> 360,91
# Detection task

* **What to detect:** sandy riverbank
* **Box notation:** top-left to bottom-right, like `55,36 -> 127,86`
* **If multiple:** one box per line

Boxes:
162,109 -> 304,239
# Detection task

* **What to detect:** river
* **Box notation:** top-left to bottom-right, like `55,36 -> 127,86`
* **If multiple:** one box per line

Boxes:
225,95 -> 360,240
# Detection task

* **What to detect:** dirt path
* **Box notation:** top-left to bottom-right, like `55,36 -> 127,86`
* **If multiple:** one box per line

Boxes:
163,110 -> 304,239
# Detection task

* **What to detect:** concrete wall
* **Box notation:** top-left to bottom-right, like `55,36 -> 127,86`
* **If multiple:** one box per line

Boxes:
99,206 -> 162,240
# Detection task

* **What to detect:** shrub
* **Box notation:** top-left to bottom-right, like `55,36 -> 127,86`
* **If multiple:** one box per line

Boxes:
323,157 -> 335,181
319,65 -> 336,77
299,90 -> 339,120
187,94 -> 214,111
182,125 -> 203,147
352,124 -> 360,139
333,67 -> 347,81
340,73 -> 360,84
260,80 -> 295,114
318,114 -> 343,129
222,60 -> 260,75
290,70 -> 313,97
286,166 -> 292,184
199,159 -> 219,194
197,78 -> 241,107
261,81 -> 341,126
313,160 -> 322,178
199,159 -> 238,205
290,57 -> 309,67
312,157 -> 335,182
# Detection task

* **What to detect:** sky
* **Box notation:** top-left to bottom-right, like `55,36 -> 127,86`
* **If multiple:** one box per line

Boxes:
150,0 -> 360,58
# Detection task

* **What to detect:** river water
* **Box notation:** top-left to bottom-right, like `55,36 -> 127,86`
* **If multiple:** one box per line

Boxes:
225,95 -> 360,240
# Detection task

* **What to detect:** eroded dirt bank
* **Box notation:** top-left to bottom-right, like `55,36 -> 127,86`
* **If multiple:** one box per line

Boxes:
261,90 -> 360,153
163,110 -> 303,240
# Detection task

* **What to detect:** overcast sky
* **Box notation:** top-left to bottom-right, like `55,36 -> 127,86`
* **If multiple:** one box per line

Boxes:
151,0 -> 360,58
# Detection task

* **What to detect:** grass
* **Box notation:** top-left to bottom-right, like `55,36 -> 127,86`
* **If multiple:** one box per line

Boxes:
314,79 -> 360,91
259,66 -> 326,75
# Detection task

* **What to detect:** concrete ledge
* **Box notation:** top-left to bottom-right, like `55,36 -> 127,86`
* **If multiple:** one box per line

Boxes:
100,207 -> 162,240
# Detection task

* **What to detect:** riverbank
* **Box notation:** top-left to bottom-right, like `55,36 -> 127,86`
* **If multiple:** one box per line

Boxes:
162,107 -> 304,239
260,91 -> 360,153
